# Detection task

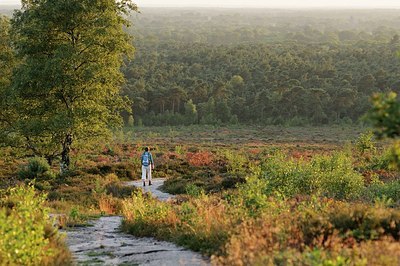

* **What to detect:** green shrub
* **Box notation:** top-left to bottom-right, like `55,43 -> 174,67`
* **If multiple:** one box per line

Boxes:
105,182 -> 137,198
163,176 -> 189,194
221,175 -> 246,189
300,201 -> 400,242
67,207 -> 89,226
222,149 -> 248,175
88,162 -> 135,179
355,131 -> 376,155
122,191 -> 174,237
185,184 -> 204,197
313,153 -> 365,200
174,145 -> 185,155
364,180 -> 400,204
388,140 -> 400,170
261,151 -> 311,197
0,185 -> 68,265
18,157 -> 54,180
259,151 -> 364,200
235,173 -> 280,218
367,148 -> 393,171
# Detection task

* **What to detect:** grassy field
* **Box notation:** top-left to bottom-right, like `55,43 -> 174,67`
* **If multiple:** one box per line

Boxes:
1,125 -> 399,265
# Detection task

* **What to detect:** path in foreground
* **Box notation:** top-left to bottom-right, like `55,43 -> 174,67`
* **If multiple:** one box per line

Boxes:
66,179 -> 209,265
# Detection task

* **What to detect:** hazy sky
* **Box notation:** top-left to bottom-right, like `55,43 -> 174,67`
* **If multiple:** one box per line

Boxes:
2,0 -> 400,8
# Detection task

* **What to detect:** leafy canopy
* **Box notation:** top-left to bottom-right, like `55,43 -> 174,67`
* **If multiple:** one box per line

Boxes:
368,92 -> 400,138
5,0 -> 136,162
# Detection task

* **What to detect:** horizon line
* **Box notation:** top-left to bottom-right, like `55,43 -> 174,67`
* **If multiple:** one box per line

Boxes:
1,4 -> 400,9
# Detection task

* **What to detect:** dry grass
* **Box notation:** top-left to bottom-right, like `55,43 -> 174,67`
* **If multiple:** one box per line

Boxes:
122,192 -> 232,254
186,151 -> 214,166
98,194 -> 121,215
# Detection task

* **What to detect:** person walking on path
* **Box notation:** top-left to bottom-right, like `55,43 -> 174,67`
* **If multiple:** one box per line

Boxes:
141,147 -> 154,186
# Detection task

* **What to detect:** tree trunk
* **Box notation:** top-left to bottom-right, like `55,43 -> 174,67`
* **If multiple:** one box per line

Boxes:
60,134 -> 73,173
46,156 -> 53,166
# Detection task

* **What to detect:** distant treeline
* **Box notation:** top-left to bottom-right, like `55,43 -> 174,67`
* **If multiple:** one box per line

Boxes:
120,9 -> 400,126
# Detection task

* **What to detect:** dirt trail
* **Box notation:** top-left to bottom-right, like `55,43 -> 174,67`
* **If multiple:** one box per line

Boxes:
124,179 -> 172,202
66,178 -> 209,265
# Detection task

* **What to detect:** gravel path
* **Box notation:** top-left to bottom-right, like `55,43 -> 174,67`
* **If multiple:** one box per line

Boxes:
124,179 -> 172,202
66,179 -> 209,266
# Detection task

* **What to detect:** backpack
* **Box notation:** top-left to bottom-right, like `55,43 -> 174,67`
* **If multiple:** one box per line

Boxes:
142,152 -> 150,166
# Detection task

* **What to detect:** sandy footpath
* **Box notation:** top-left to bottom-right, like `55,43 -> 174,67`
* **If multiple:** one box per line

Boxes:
66,179 -> 209,266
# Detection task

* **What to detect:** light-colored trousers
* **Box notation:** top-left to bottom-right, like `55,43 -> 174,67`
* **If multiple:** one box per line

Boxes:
141,165 -> 152,181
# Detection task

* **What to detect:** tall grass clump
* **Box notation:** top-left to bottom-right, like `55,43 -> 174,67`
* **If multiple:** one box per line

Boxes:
0,185 -> 71,265
122,191 -> 175,237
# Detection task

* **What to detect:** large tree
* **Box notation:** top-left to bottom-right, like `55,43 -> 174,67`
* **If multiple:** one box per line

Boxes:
8,0 -> 136,170
0,16 -> 18,145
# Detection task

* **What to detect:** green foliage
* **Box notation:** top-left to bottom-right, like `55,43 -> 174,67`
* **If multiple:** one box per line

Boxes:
185,184 -> 204,198
67,207 -> 88,226
174,145 -> 185,155
127,115 -> 134,127
0,15 -> 13,92
122,191 -> 173,237
355,131 -> 376,155
222,149 -> 248,175
257,151 -> 365,200
387,140 -> 400,170
294,249 -> 351,266
5,0 -> 137,168
364,180 -> 400,205
367,92 -> 400,139
302,201 -> 400,242
235,172 -> 278,217
0,185 -> 51,265
313,153 -> 365,200
0,15 -> 19,147
367,92 -> 400,170
18,156 -> 54,180
184,99 -> 198,125
366,147 -> 393,171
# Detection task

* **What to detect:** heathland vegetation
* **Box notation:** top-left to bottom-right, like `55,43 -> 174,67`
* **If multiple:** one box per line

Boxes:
0,3 -> 400,265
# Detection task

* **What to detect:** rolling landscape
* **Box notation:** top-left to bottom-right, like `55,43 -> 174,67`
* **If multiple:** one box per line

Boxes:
0,1 -> 400,265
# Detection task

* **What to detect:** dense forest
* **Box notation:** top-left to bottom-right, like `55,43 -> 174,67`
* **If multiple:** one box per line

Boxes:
2,7 -> 400,126
121,8 -> 400,126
